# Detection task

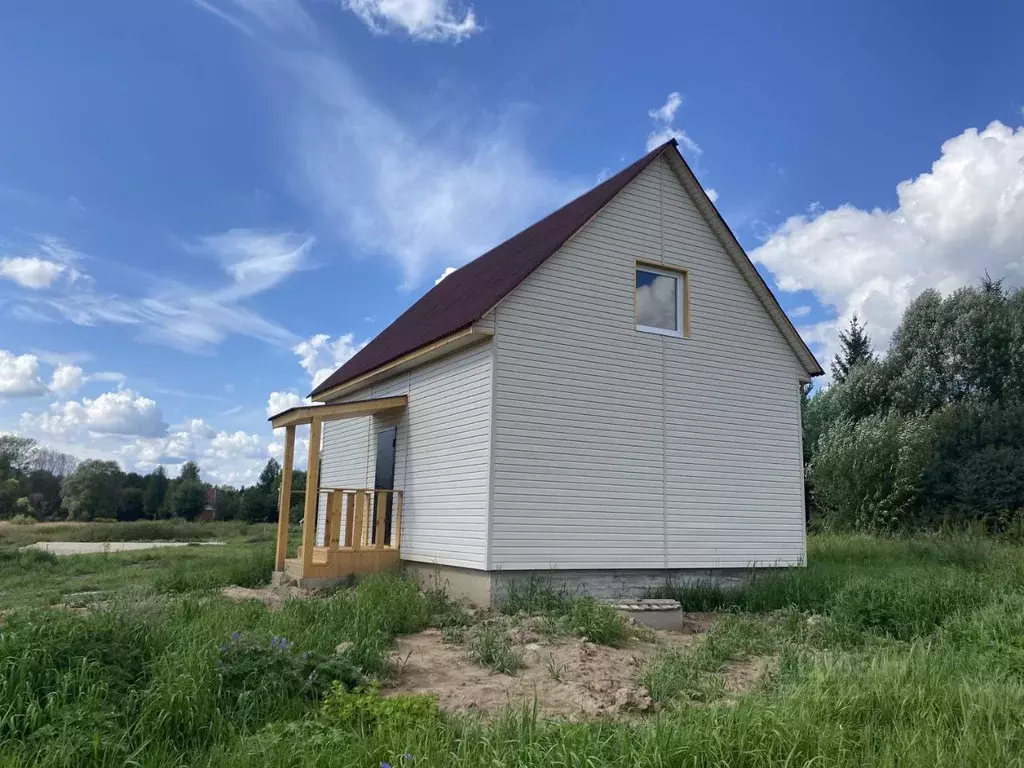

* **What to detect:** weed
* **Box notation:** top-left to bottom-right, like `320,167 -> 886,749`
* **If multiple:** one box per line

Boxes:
468,623 -> 524,674
440,625 -> 466,645
544,653 -> 567,682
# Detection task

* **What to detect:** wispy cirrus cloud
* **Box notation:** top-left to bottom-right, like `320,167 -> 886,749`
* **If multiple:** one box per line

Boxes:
342,0 -> 480,42
192,0 -> 577,288
0,235 -> 86,290
11,230 -> 310,353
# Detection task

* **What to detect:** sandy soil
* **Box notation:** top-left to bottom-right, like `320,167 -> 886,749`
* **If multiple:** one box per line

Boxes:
384,613 -> 766,719
24,541 -> 224,555
221,584 -> 315,610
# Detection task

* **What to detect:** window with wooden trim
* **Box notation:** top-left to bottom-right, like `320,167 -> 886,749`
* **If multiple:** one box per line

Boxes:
635,264 -> 688,337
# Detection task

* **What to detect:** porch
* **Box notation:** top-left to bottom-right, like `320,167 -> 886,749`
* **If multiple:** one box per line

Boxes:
268,395 -> 408,586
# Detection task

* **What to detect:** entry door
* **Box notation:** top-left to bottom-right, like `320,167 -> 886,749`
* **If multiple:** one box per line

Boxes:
371,427 -> 397,544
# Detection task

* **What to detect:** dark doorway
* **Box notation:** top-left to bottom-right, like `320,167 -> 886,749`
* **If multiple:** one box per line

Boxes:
371,427 -> 397,544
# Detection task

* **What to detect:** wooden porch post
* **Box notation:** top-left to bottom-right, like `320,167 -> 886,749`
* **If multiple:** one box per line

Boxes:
300,417 -> 323,573
274,425 -> 296,571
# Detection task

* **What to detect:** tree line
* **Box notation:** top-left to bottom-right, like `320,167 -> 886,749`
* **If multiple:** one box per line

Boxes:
804,275 -> 1024,532
0,436 -> 305,523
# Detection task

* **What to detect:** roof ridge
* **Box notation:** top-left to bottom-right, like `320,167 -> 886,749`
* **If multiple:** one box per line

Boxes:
309,139 -> 678,399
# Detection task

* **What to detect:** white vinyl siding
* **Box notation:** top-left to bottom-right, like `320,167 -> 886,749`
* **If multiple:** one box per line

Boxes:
489,156 -> 806,570
317,341 -> 493,568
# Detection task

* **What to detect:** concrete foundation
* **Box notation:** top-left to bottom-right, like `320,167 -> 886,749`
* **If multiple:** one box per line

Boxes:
402,563 -> 756,607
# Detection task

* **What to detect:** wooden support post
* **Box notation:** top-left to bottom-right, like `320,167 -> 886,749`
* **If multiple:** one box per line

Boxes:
301,417 -> 322,573
392,491 -> 403,550
327,490 -> 343,551
343,491 -> 356,548
351,491 -> 366,552
374,490 -> 387,550
274,425 -> 296,571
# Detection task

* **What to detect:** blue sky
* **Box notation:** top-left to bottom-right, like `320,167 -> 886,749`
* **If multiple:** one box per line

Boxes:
1,0 -> 1022,484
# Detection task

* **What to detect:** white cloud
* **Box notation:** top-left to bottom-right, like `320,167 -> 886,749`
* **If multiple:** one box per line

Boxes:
208,430 -> 265,460
705,188 -> 719,204
434,266 -> 457,285
646,92 -> 701,155
342,0 -> 480,41
0,257 -> 65,289
49,364 -> 84,395
184,418 -> 217,439
648,92 -> 682,125
0,351 -> 47,397
293,332 -> 368,388
16,230 -> 305,353
267,390 -> 309,417
753,120 -> 1024,367
196,229 -> 314,301
21,388 -> 168,439
789,305 -> 812,318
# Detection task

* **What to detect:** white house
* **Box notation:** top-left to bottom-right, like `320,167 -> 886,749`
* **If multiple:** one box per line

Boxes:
269,138 -> 823,604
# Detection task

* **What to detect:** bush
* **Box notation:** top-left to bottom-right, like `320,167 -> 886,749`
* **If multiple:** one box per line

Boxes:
809,412 -> 934,531
216,631 -> 361,704
321,681 -> 439,730
566,597 -> 628,646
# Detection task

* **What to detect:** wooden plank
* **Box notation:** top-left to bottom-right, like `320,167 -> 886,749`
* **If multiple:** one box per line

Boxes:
269,395 -> 408,429
274,425 -> 296,571
374,490 -> 387,550
327,490 -> 343,551
343,491 -> 355,548
300,417 -> 323,573
351,491 -> 365,552
392,490 -> 403,551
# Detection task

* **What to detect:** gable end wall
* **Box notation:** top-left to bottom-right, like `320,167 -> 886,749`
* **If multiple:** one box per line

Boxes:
488,157 -> 807,570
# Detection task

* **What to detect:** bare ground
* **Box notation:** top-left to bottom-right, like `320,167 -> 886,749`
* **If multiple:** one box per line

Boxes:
221,584 -> 314,610
384,613 -> 768,719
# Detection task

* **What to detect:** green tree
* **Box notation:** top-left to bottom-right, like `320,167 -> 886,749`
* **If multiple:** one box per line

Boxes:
143,466 -> 169,519
166,479 -> 206,520
61,460 -> 125,521
214,486 -> 241,520
179,461 -> 201,483
25,469 -> 62,518
257,459 -> 281,491
0,435 -> 35,480
240,485 -> 273,523
117,487 -> 146,521
830,313 -> 874,383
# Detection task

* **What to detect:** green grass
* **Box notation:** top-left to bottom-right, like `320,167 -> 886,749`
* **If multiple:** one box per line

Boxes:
1,529 -> 1024,766
498,577 -> 629,646
467,622 -> 524,674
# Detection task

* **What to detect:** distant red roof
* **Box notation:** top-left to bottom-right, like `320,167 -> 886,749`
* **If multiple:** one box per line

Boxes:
310,139 -> 678,399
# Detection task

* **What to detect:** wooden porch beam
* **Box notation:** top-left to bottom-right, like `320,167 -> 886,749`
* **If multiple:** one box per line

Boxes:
300,417 -> 323,573
269,395 -> 408,429
274,425 -> 296,571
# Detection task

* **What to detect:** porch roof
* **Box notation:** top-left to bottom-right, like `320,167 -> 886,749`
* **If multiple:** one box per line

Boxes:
268,394 -> 407,429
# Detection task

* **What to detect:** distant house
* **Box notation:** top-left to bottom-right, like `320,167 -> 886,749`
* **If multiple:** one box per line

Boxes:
269,138 -> 823,604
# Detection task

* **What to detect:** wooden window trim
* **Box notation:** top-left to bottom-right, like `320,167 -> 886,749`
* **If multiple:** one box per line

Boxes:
634,260 -> 690,338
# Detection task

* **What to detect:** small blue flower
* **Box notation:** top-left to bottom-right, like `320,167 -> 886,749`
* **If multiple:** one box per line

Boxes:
402,755 -> 414,762
230,631 -> 243,641
380,763 -> 392,768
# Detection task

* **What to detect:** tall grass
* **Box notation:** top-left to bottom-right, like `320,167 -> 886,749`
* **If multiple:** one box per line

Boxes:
1,534 -> 1023,766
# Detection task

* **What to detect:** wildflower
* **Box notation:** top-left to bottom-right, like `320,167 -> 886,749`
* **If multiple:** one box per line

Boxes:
402,755 -> 414,762
230,631 -> 243,641
380,763 -> 392,768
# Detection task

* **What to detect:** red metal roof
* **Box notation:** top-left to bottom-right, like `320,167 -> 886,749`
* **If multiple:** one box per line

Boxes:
310,139 -> 678,398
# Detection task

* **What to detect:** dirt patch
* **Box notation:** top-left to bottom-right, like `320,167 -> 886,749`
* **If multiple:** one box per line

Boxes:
722,655 -> 777,696
24,541 -> 224,556
385,623 -> 704,719
221,584 -> 314,610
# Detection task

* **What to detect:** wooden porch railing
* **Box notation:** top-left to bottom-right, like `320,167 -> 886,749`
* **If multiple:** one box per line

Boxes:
315,488 -> 404,553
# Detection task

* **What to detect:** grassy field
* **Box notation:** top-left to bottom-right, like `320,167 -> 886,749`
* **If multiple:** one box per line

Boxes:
1,524 -> 1023,767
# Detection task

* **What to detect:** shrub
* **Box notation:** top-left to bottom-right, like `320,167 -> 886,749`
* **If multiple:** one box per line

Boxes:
322,681 -> 439,730
216,631 -> 361,704
809,411 -> 934,531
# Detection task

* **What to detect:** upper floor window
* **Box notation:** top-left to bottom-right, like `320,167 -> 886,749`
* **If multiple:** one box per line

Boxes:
635,264 -> 688,337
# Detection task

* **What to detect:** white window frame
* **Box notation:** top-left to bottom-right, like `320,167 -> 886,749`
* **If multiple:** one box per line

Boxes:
635,263 -> 687,338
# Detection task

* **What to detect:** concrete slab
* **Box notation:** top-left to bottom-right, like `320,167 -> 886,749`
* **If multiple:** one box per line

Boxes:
24,541 -> 225,556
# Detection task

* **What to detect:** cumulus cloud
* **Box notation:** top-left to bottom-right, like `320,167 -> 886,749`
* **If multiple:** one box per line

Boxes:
267,390 -> 309,418
0,257 -> 66,289
49,364 -> 84,396
646,91 -> 701,155
0,351 -> 47,397
434,266 -> 458,285
342,0 -> 479,41
208,430 -> 265,460
20,388 -> 168,439
184,418 -> 217,439
293,333 -> 367,388
753,120 -> 1024,367
788,305 -> 812,318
